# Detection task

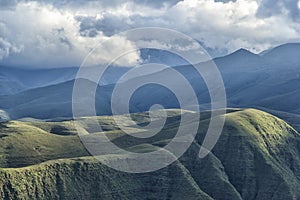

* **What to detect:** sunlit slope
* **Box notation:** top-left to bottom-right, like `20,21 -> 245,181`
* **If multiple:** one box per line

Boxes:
1,109 -> 300,199
0,109 -> 192,168
0,120 -> 89,168
195,109 -> 300,199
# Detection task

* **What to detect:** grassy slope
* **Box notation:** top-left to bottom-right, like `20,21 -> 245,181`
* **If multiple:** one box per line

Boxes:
0,121 -> 88,168
199,109 -> 300,199
255,106 -> 300,132
0,109 -> 300,199
0,157 -> 211,200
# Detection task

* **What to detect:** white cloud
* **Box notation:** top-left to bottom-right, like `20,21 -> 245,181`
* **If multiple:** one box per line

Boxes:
0,37 -> 23,60
85,35 -> 140,67
0,21 -> 23,60
0,1 -> 140,67
0,0 -> 299,67
75,0 -> 300,55
161,0 -> 300,53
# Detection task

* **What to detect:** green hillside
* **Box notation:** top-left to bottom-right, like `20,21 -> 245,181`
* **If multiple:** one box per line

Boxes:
0,120 -> 88,168
1,109 -> 300,199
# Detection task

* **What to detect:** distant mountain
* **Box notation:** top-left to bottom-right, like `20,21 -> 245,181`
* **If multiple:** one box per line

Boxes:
0,79 -> 76,119
0,43 -> 299,120
0,66 -> 77,95
0,48 -> 196,96
140,48 -> 190,66
262,43 -> 300,67
0,66 -> 130,96
0,77 -> 185,119
129,43 -> 300,115
0,78 -> 115,119
213,43 -> 300,114
214,48 -> 262,69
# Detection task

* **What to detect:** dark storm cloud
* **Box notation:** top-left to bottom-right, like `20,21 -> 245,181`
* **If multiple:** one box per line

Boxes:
132,0 -> 182,8
0,0 -> 18,10
76,14 -> 132,37
76,13 -> 168,38
213,0 -> 236,2
257,0 -> 300,20
53,28 -> 74,50
81,0 -> 182,8
0,0 -> 182,9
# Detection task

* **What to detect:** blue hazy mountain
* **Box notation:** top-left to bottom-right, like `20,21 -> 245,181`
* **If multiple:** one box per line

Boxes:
0,66 -> 130,96
0,43 -> 299,120
0,48 -> 191,96
140,48 -> 190,66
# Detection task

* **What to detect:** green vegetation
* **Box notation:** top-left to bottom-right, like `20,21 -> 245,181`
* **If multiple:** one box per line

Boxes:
0,120 -> 88,168
1,108 -> 300,199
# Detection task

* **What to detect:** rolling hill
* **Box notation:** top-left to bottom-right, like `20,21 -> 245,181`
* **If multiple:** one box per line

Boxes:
1,109 -> 300,199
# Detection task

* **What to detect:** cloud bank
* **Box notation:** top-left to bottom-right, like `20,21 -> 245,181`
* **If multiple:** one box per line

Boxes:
0,0 -> 299,67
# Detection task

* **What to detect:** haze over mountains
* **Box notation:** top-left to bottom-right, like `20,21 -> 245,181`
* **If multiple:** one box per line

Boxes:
0,43 -> 299,122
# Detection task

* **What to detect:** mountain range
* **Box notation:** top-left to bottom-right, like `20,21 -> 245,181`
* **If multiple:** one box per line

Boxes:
0,43 -> 300,199
1,43 -> 299,127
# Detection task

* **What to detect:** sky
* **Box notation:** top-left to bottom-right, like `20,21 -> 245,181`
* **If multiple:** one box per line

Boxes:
0,0 -> 299,68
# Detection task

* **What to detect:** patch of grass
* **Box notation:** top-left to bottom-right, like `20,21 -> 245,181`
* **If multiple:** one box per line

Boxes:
0,121 -> 89,168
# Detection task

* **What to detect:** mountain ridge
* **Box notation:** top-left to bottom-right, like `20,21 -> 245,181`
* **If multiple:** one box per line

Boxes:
1,108 -> 300,199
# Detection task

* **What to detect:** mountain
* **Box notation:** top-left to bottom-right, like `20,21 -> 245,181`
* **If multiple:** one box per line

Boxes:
262,43 -> 300,67
0,43 -> 299,121
0,66 -> 130,96
0,78 -> 116,119
0,66 -> 77,95
140,48 -> 190,66
1,109 -> 300,199
214,48 -> 262,70
0,79 -> 77,119
0,47 -> 195,96
123,43 -> 300,115
0,43 -> 299,199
